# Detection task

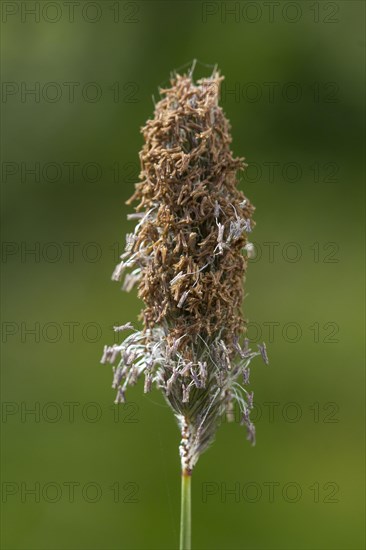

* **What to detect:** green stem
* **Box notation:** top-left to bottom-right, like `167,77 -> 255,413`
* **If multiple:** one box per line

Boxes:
180,470 -> 191,550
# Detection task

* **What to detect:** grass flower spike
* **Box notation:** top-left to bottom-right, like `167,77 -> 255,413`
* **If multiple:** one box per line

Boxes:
102,66 -> 267,549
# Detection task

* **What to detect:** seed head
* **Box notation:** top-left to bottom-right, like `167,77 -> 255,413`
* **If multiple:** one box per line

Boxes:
103,68 -> 267,473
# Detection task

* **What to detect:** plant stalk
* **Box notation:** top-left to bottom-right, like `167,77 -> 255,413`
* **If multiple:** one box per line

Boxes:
180,470 -> 191,550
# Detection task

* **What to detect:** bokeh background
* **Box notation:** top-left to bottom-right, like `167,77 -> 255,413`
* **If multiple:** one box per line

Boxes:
1,1 -> 365,549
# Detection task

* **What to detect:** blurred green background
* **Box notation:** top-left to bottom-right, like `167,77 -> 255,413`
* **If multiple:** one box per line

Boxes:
1,1 -> 365,549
